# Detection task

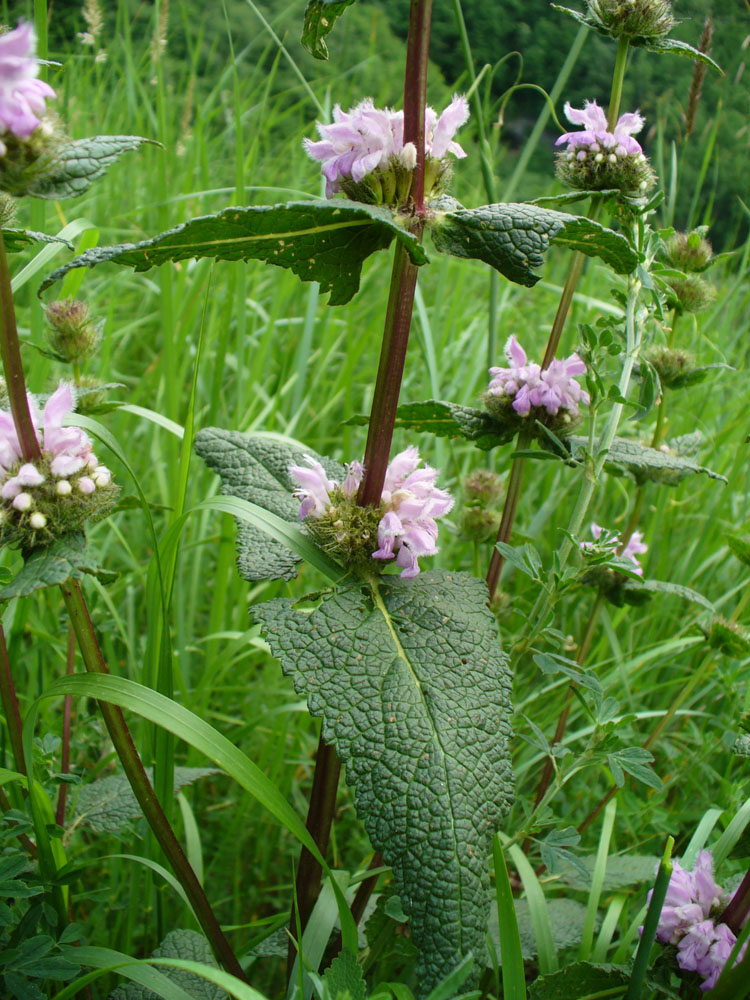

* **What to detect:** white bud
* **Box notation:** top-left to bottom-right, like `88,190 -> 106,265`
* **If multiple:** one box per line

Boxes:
608,153 -> 617,164
77,477 -> 96,495
29,512 -> 47,529
93,471 -> 110,488
595,153 -> 604,163
399,142 -> 417,170
87,454 -> 99,470
56,480 -> 73,496
640,180 -> 648,190
12,492 -> 32,511
591,143 -> 600,153
576,150 -> 587,162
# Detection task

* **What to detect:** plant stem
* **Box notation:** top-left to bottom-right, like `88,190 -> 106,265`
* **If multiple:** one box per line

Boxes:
330,850 -> 385,961
55,629 -> 76,828
721,868 -> 750,934
607,37 -> 630,130
402,0 -> 433,216
486,436 -> 529,599
0,624 -> 26,777
0,234 -> 41,463
286,734 -> 341,975
541,251 -> 588,370
59,579 -> 247,982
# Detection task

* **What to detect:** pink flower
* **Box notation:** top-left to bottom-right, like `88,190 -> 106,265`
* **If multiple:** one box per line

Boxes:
0,22 -> 56,151
290,447 -> 453,579
304,95 -> 469,197
555,100 -> 645,156
581,523 -> 648,576
487,336 -> 589,417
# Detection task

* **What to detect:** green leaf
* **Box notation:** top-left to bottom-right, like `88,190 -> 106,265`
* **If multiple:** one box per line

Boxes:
0,533 -> 116,600
72,768 -> 217,835
528,962 -> 629,1000
2,229 -> 74,253
322,951 -> 367,1000
41,200 -> 427,306
346,400 -> 514,451
664,362 -> 733,389
109,930 -> 227,1000
28,136 -> 155,200
727,534 -> 750,569
642,37 -> 722,72
556,855 -> 659,892
489,899 -> 592,963
254,570 -> 514,994
620,578 -> 715,612
302,0 -> 356,59
429,198 -> 638,287
606,748 -> 661,790
565,436 -> 727,485
193,428 -> 343,581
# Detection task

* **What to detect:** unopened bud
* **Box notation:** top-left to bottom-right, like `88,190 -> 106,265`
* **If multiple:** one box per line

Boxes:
13,492 -> 32,511
665,274 -> 716,314
666,230 -> 713,272
645,346 -> 696,389
56,480 -> 72,496
45,299 -> 102,362
586,0 -> 675,40
29,512 -> 47,529
77,477 -> 95,495
463,469 -> 503,505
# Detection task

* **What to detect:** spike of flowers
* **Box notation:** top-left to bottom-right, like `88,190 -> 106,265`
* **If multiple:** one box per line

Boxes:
0,22 -> 56,157
304,95 -> 469,206
0,383 -> 117,548
289,447 -> 453,579
485,335 -> 590,434
647,850 -> 746,991
554,99 -> 656,196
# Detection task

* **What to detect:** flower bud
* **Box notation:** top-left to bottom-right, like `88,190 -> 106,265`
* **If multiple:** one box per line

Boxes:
463,469 -> 503,505
706,616 -> 750,658
0,193 -> 16,227
665,230 -> 713,272
459,504 -> 500,543
664,274 -> 716,314
586,0 -> 675,40
645,346 -> 696,389
45,299 -> 102,362
29,512 -> 46,529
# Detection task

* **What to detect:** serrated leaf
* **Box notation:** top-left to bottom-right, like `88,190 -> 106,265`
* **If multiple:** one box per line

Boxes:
642,37 -> 722,71
565,436 -> 727,485
254,570 -> 513,993
41,200 -> 427,306
323,951 -> 367,1000
527,961 -> 629,999
557,854 -> 659,891
194,428 -> 343,582
429,198 -> 638,287
302,0 -> 356,59
489,898 -> 592,962
108,930 -> 227,1000
28,136 -> 155,200
2,229 -> 74,253
72,768 -> 217,835
346,400 -> 514,451
0,533 -> 116,599
620,578 -> 715,612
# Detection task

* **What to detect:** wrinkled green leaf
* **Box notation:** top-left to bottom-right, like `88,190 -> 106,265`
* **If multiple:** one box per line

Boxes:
194,428 -> 343,581
565,436 -> 727,485
28,136 -> 155,201
429,198 -> 638,286
643,37 -> 722,72
254,570 -> 513,994
2,229 -> 74,253
528,961 -> 629,999
556,854 -> 659,892
489,898 -> 593,962
346,399 -> 514,450
302,0 -> 356,59
0,533 -> 116,599
322,951 -> 367,1000
108,930 -> 227,1000
41,200 -> 427,306
620,578 -> 715,612
73,768 -> 217,835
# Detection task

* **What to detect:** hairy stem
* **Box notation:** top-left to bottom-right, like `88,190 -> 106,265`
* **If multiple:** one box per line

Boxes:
60,579 -> 247,982
0,233 -> 41,462
55,629 -> 76,828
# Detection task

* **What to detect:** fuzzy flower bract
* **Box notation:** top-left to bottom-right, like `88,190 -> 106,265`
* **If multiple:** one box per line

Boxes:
290,447 -> 453,579
0,22 -> 55,155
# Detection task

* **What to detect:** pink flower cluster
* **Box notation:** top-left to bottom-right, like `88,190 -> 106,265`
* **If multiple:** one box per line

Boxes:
0,384 -> 110,526
304,95 -> 469,197
582,522 -> 648,576
487,336 -> 590,417
290,447 -> 453,579
555,100 -> 645,159
0,22 -> 55,156
651,851 -> 745,991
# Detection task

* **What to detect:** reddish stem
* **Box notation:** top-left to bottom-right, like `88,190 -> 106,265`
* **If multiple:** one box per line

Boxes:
55,629 -> 76,828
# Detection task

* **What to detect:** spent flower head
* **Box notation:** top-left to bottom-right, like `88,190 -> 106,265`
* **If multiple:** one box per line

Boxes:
0,22 -> 55,156
0,383 -> 117,549
555,100 -> 656,197
304,95 -> 469,207
290,447 -> 453,579
45,298 -> 102,363
666,229 -> 714,273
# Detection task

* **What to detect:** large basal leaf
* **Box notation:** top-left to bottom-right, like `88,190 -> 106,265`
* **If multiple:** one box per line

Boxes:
556,854 -> 658,892
302,0 -> 356,59
346,400 -> 514,451
489,898 -> 594,963
528,961 -> 630,1000
109,930 -> 227,1000
254,570 -> 514,994
72,767 -> 217,835
194,428 -> 343,582
0,532 -> 116,599
429,197 -> 638,286
41,199 -> 427,305
2,229 -> 73,253
566,436 -> 727,485
28,136 -> 155,200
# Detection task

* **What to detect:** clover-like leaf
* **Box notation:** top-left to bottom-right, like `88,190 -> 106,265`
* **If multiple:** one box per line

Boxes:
2,229 -> 73,253
41,200 -> 427,306
429,198 -> 638,286
194,428 -> 343,582
302,0 -> 356,59
565,436 -> 727,485
27,136 -> 156,200
0,533 -> 116,599
109,929 -> 227,1000
528,961 -> 630,1000
254,570 -> 514,994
